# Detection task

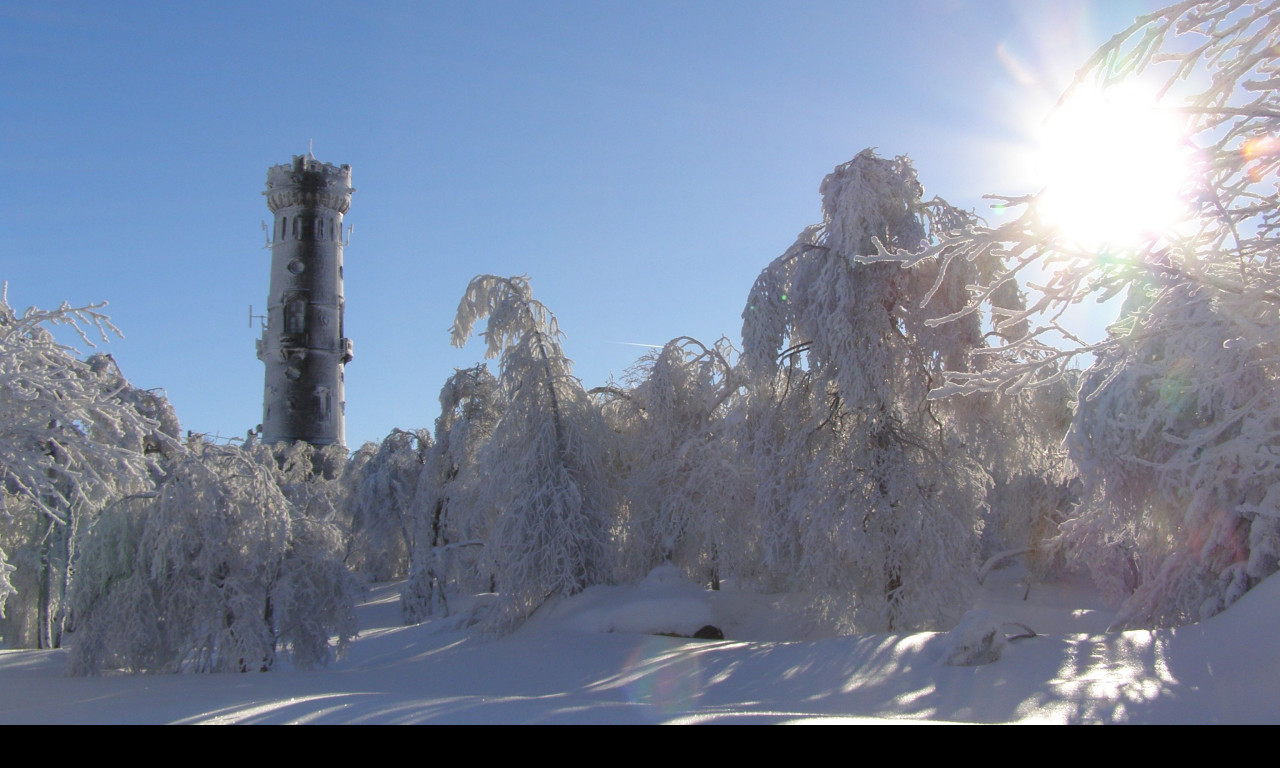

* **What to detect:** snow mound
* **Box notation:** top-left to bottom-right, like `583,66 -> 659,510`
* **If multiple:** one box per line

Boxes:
639,563 -> 690,588
1197,568 -> 1280,640
522,565 -> 718,638
940,609 -> 1007,666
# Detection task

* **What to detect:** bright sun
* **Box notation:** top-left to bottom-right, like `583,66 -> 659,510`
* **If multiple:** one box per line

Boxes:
1036,85 -> 1194,250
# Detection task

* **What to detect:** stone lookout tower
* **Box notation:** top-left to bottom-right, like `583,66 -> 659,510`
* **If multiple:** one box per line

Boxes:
257,154 -> 354,446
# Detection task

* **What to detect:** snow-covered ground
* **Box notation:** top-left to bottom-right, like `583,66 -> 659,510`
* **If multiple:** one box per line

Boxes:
1,565 -> 1275,723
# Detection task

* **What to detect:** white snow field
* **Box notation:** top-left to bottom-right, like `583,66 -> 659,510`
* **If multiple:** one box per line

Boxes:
1,564 -> 1276,724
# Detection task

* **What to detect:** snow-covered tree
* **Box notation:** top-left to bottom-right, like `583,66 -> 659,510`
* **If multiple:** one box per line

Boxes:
0,495 -> 50,647
602,337 -> 752,587
865,0 -> 1280,626
739,151 -> 988,632
83,353 -> 182,458
69,442 -> 357,674
0,288 -> 163,648
346,428 -> 430,582
450,276 -> 618,632
0,547 -> 14,620
260,440 -> 350,527
970,370 -> 1080,578
1063,280 -> 1280,625
402,364 -> 503,623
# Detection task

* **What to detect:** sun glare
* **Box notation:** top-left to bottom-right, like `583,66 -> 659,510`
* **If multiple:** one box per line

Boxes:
1036,85 -> 1193,250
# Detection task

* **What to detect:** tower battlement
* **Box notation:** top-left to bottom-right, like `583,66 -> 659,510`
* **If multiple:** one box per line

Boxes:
264,155 -> 354,214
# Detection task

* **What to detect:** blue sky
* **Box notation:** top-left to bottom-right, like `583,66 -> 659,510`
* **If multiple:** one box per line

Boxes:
3,1 -> 1164,448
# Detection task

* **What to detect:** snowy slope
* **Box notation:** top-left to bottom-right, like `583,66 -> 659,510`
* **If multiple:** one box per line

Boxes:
0,565 -> 1276,723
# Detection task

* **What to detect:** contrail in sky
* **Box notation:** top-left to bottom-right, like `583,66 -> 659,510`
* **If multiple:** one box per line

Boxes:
610,341 -> 664,349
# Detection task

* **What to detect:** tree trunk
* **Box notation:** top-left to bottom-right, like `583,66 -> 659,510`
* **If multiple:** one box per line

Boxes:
37,536 -> 51,650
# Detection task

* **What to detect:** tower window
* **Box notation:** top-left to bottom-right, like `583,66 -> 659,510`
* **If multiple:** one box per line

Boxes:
284,293 -> 306,335
316,387 -> 332,422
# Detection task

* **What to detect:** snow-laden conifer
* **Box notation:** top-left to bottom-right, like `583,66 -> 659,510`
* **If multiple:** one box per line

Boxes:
450,276 -> 617,632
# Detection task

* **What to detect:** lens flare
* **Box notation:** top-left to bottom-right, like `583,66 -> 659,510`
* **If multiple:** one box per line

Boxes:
1243,135 -> 1280,181
622,638 -> 704,721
